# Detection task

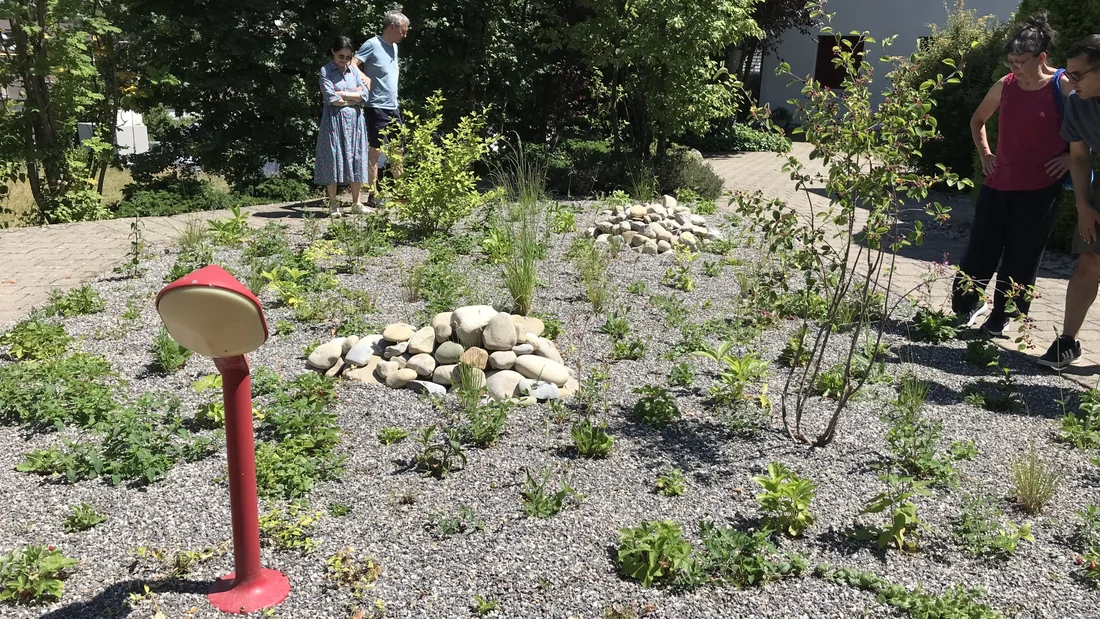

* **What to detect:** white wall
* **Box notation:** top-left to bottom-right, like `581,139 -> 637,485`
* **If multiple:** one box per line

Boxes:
758,0 -> 1019,113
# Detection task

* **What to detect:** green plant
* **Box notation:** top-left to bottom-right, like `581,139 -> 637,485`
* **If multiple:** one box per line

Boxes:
328,502 -> 353,518
471,594 -> 499,616
599,309 -> 631,341
1069,505 -> 1100,587
702,260 -> 722,277
533,312 -> 563,340
718,399 -> 771,437
632,385 -> 680,425
566,237 -> 613,314
414,425 -> 467,478
258,502 -> 324,553
963,366 -> 1022,413
1011,442 -> 1061,514
521,467 -> 584,518
626,281 -> 647,295
616,520 -> 696,588
165,243 -> 214,283
0,545 -> 80,604
381,92 -> 498,236
611,338 -> 646,361
571,417 -> 614,458
481,224 -> 513,265
662,245 -> 697,292
695,521 -> 806,588
44,286 -> 106,317
1061,389 -> 1100,450
753,462 -> 817,537
464,399 -> 511,447
667,362 -> 695,388
883,375 -> 966,488
1,318 -> 72,360
151,328 -> 192,373
504,204 -> 542,315
62,502 -> 107,533
656,468 -> 686,497
857,475 -> 933,552
427,504 -> 483,538
951,495 -> 1034,561
910,308 -> 959,343
821,567 -> 1004,619
965,340 -> 1000,368
378,427 -> 411,446
0,352 -> 119,431
325,546 -> 382,596
207,204 -> 250,246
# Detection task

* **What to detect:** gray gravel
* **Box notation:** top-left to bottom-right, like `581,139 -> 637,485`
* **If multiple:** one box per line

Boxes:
0,204 -> 1098,618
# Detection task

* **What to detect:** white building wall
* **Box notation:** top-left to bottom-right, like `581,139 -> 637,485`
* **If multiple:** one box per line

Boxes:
758,0 -> 1020,113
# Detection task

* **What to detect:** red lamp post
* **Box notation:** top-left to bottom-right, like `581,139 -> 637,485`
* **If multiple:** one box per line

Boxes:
156,265 -> 290,614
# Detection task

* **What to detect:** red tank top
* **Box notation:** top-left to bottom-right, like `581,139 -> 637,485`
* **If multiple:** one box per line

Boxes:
985,72 -> 1067,191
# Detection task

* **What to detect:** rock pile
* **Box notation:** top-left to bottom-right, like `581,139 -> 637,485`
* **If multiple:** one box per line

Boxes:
306,305 -> 578,403
588,194 -> 720,255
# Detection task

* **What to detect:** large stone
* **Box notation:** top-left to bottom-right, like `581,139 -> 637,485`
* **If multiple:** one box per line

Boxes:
482,313 -> 518,351
657,240 -> 673,253
489,350 -> 517,370
341,336 -> 360,355
375,360 -> 401,380
616,222 -> 632,235
512,343 -> 535,355
595,234 -> 610,246
386,368 -> 417,389
408,327 -> 436,355
642,239 -> 659,255
630,233 -> 648,247
406,380 -> 446,396
647,204 -> 668,218
459,346 -> 489,370
629,205 -> 647,220
621,231 -> 638,245
345,364 -> 380,384
530,381 -> 560,400
513,321 -> 526,342
431,312 -> 453,343
325,360 -> 345,378
433,364 -> 457,386
534,338 -> 565,365
521,316 -> 545,338
384,341 -> 408,359
513,355 -> 570,386
434,341 -> 464,365
486,370 -> 525,401
452,365 -> 486,390
630,221 -> 647,233
451,305 -> 498,347
345,336 -> 384,366
560,377 -> 580,398
691,214 -> 706,227
663,194 -> 678,210
307,339 -> 345,370
678,231 -> 699,249
406,353 -> 437,377
382,323 -> 415,342
596,221 -> 614,234
646,222 -> 675,243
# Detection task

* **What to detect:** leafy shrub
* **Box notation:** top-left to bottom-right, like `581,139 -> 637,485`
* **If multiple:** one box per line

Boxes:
259,503 -> 324,553
240,177 -> 314,203
655,468 -> 686,497
1060,389 -> 1100,450
1,318 -> 72,361
165,244 -> 214,283
378,427 -> 410,445
521,467 -> 584,518
909,308 -> 958,343
883,375 -> 968,487
857,476 -> 933,552
413,425 -> 467,479
381,92 -> 497,236
616,520 -> 695,588
694,522 -> 806,588
571,417 -> 614,458
151,328 -> 192,373
114,176 -> 253,219
951,495 -> 1034,561
463,399 -> 511,447
753,462 -> 817,537
0,546 -> 80,604
326,546 -> 382,596
678,121 -> 792,154
599,310 -> 630,341
822,567 -> 1003,619
657,149 -> 724,201
0,353 -> 118,431
427,504 -> 483,538
63,502 -> 108,533
965,340 -> 1000,368
611,338 -> 647,361
44,286 -> 106,317
667,362 -> 695,388
632,385 -> 681,425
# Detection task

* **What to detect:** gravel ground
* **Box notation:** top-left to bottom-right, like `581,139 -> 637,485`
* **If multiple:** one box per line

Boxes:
1,203 -> 1098,619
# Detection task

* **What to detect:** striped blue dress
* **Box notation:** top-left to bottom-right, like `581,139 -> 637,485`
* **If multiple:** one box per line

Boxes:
313,62 -> 369,185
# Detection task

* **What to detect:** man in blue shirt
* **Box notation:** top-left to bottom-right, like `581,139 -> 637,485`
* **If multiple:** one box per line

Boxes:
352,10 -> 409,208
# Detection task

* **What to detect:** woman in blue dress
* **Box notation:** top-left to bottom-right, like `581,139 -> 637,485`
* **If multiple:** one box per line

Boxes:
314,36 -> 371,217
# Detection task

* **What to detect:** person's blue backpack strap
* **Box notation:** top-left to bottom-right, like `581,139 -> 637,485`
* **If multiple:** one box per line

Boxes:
1052,68 -> 1079,191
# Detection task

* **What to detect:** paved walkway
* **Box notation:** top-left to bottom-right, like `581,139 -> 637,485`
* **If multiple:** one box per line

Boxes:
710,144 -> 1100,384
2,149 -> 1098,383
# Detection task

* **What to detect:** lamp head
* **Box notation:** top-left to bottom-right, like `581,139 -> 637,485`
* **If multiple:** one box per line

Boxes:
156,265 -> 268,358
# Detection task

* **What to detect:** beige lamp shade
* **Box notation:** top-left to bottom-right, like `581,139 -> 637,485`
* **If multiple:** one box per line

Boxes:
156,266 -> 269,358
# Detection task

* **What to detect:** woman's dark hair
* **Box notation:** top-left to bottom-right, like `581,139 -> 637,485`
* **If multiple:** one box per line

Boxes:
1004,12 -> 1056,56
330,36 -> 354,54
1068,35 -> 1100,64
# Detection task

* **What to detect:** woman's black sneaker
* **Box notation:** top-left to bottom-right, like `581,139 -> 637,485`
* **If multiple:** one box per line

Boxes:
1036,335 -> 1081,370
983,315 -> 1011,337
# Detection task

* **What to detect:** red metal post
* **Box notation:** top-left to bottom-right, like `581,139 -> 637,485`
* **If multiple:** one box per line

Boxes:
208,355 -> 290,614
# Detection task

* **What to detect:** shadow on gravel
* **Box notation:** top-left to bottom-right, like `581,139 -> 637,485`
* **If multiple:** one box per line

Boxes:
250,201 -> 324,219
39,578 -> 209,619
613,409 -> 730,476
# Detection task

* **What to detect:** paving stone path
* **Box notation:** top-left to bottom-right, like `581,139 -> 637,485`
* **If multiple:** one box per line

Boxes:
2,147 -> 1098,384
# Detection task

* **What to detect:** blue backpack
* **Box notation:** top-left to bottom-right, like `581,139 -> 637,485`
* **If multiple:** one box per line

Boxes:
1053,68 -> 1094,190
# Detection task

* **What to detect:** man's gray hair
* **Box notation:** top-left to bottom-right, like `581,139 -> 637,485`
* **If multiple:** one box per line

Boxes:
383,10 -> 409,30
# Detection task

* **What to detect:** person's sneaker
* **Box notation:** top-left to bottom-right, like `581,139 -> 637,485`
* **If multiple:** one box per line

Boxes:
982,315 -> 1011,337
1036,335 -> 1081,370
960,303 -> 991,328
350,202 -> 369,215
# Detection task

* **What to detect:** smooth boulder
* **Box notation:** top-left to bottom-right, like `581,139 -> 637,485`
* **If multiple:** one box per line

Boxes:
431,311 -> 454,343
482,313 -> 518,351
406,353 -> 437,377
488,350 -> 517,370
307,339 -> 345,370
451,305 -> 498,347
382,323 -> 415,342
406,380 -> 446,396
513,355 -> 570,386
434,341 -> 464,365
486,370 -> 525,401
408,327 -> 436,355
386,368 -> 417,389
459,347 -> 489,370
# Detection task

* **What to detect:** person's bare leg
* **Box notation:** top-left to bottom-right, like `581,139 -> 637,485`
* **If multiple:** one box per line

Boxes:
350,182 -> 362,204
326,183 -> 341,217
367,148 -> 381,203
1064,252 -> 1100,339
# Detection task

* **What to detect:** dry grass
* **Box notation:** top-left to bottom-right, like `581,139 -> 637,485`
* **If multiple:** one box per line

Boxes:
1,167 -> 133,227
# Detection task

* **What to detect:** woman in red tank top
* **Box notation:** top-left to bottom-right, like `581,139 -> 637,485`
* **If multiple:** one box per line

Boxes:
951,12 -> 1071,335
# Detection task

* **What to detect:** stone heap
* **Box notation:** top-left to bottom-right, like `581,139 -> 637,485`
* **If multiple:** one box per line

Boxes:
588,194 -> 719,255
306,305 -> 578,403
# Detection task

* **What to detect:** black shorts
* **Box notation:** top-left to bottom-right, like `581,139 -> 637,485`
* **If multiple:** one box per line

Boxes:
366,107 -> 401,149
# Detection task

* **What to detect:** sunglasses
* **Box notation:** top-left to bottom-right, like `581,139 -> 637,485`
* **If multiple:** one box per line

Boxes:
1067,64 -> 1100,82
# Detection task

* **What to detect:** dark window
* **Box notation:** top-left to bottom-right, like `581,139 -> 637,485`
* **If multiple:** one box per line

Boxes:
814,35 -> 865,89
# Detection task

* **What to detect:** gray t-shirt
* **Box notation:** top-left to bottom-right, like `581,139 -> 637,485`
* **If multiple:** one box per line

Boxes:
1062,92 -> 1100,152
355,36 -> 399,110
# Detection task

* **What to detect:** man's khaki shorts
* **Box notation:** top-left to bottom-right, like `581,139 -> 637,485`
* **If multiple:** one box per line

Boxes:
1071,179 -> 1100,255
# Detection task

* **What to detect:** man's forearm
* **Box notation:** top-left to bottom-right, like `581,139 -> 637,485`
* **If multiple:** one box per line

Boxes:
1071,152 -> 1093,211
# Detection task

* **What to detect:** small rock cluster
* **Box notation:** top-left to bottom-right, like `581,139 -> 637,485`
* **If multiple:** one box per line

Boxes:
588,194 -> 720,255
306,305 -> 577,403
